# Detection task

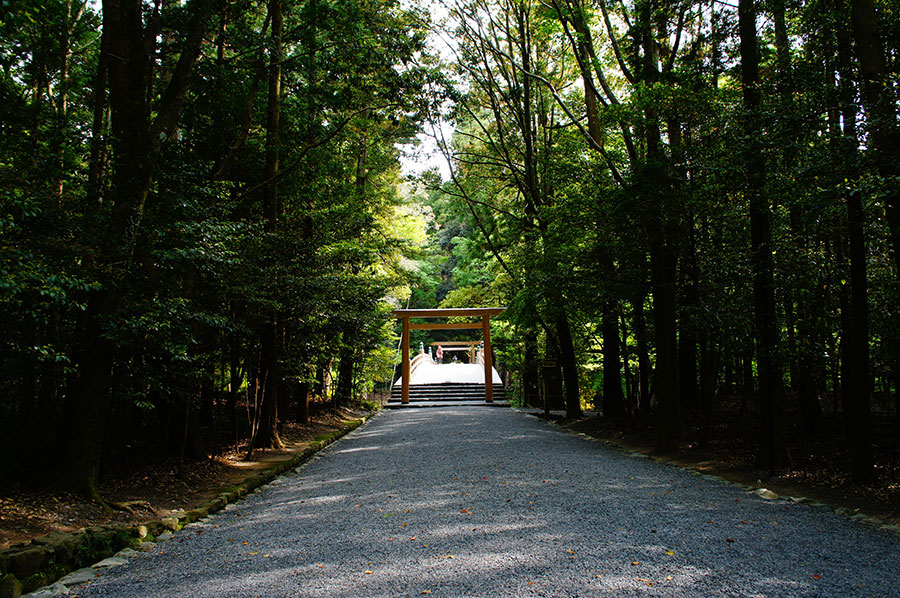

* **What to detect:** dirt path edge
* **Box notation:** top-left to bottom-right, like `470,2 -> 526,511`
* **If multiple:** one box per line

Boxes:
0,414 -> 375,597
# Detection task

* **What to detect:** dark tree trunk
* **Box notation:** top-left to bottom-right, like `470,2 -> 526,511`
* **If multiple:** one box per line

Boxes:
334,346 -> 355,407
523,329 -> 541,408
838,2 -> 874,481
63,292 -> 115,497
738,0 -> 789,471
252,0 -> 284,450
850,0 -> 900,278
633,292 -> 651,413
86,31 -> 108,209
637,0 -> 679,452
698,330 -> 718,447
601,302 -> 625,417
556,313 -> 582,419
62,0 -> 211,495
650,233 -> 679,452
253,321 -> 283,449
678,219 -> 700,410
296,381 -> 310,424
228,329 -> 241,450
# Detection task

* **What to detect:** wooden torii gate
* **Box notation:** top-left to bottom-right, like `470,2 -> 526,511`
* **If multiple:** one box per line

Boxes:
392,307 -> 506,404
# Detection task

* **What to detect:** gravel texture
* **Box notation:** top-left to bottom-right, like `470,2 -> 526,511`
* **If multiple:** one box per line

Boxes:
66,408 -> 900,597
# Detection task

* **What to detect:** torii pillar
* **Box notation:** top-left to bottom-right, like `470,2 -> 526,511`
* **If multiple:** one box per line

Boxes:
482,314 -> 494,403
400,315 -> 410,404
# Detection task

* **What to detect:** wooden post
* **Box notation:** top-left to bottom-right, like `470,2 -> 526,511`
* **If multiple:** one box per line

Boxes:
483,315 -> 493,403
401,317 -> 410,404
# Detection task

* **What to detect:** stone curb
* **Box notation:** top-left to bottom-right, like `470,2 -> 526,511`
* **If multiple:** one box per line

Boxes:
519,410 -> 900,537
0,413 -> 374,598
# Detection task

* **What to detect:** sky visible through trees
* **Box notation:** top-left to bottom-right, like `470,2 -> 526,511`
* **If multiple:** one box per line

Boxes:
0,0 -> 898,497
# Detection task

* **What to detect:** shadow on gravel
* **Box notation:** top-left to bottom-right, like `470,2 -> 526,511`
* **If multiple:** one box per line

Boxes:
72,408 -> 898,598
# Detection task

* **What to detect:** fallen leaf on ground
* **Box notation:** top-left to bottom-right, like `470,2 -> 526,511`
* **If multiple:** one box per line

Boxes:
665,550 -> 674,555
365,570 -> 374,574
631,561 -> 639,566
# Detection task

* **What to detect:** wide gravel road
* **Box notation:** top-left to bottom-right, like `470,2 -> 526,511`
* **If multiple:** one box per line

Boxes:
72,407 -> 899,597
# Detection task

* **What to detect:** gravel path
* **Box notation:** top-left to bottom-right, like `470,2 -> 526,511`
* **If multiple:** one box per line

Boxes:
67,408 -> 900,597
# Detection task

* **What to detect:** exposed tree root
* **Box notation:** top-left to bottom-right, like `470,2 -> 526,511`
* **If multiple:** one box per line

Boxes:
105,499 -> 159,517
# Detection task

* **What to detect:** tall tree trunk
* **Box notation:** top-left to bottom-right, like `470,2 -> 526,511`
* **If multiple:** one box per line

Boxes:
556,313 -> 582,419
698,329 -> 718,447
678,213 -> 700,410
649,229 -> 679,452
254,0 -> 284,449
86,31 -> 108,210
334,346 -> 355,407
850,0 -> 900,278
296,381 -> 310,424
228,328 -> 241,452
738,0 -> 789,471
523,329 -> 541,408
633,291 -> 651,413
837,1 -> 874,481
62,0 -> 212,496
635,0 -> 679,452
601,301 -> 625,417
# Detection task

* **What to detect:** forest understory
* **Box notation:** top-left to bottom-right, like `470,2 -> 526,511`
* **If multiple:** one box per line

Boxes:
565,393 -> 900,526
0,404 -> 371,550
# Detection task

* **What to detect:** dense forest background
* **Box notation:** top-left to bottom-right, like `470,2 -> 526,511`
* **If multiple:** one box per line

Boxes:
1,0 -> 898,500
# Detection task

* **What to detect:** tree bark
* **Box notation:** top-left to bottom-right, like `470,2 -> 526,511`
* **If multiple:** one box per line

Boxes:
62,0 -> 212,496
633,291 -> 651,413
334,346 -> 355,407
738,0 -> 789,471
837,1 -> 874,481
850,0 -> 900,278
601,300 -> 625,417
523,329 -> 541,408
556,313 -> 582,419
253,0 -> 284,449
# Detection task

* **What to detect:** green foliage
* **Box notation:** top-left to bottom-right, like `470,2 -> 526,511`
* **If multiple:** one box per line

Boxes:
0,0 -> 443,481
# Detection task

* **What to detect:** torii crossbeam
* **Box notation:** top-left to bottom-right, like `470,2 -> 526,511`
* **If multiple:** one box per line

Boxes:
392,307 -> 506,404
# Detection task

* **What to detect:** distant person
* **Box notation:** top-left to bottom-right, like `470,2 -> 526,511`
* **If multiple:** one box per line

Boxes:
436,345 -> 443,364
452,355 -> 458,363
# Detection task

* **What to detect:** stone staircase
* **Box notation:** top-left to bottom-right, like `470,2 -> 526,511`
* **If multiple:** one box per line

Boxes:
387,382 -> 509,408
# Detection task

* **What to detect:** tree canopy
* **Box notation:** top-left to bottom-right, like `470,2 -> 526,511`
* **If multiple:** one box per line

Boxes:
0,0 -> 898,493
